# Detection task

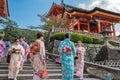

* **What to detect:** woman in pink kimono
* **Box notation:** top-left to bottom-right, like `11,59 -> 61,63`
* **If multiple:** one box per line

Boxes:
31,32 -> 46,80
75,40 -> 85,80
8,39 -> 25,80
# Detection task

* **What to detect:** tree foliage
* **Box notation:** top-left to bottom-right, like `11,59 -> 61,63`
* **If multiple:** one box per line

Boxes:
0,18 -> 39,42
38,15 -> 70,31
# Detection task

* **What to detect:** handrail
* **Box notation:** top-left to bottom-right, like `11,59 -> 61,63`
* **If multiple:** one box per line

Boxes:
85,61 -> 120,80
85,61 -> 120,72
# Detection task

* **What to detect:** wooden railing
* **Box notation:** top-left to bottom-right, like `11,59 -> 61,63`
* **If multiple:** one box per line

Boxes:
46,52 -> 120,80
52,28 -> 103,39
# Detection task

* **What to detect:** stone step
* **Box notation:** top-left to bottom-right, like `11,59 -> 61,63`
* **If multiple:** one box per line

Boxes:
0,63 -> 60,66
0,66 -> 61,69
0,59 -> 101,80
49,79 -> 101,80
0,78 -> 101,80
0,69 -> 61,74
0,61 -> 55,64
0,73 -> 93,79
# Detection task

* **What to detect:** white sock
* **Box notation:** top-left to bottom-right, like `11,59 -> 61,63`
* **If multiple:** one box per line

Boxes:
80,77 -> 83,80
14,77 -> 17,80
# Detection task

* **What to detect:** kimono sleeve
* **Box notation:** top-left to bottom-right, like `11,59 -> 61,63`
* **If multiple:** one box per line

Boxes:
20,46 -> 25,56
58,41 -> 63,53
8,46 -> 14,54
71,42 -> 76,56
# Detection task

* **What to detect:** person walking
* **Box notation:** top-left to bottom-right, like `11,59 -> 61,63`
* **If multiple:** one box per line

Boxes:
75,41 -> 85,80
0,36 -> 6,62
8,38 -> 25,80
58,33 -> 76,80
30,32 -> 47,80
19,36 -> 29,70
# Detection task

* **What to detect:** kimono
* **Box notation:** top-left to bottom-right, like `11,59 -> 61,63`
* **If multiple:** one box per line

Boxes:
0,40 -> 6,61
8,44 -> 25,79
32,39 -> 46,80
75,46 -> 85,79
58,39 -> 76,80
20,41 -> 29,69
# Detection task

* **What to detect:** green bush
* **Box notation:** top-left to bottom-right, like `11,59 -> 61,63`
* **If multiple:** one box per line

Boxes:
50,32 -> 93,43
82,35 -> 93,43
93,38 -> 104,44
50,32 -> 66,41
50,32 -> 119,46
70,33 -> 83,43
109,41 -> 119,46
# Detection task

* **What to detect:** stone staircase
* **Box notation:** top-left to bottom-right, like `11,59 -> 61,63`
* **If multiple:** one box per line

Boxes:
0,59 -> 101,80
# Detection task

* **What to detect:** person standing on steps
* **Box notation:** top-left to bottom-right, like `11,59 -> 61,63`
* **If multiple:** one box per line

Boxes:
0,36 -> 6,62
0,36 -> 6,61
8,38 -> 25,80
58,33 -> 76,80
75,40 -> 85,80
30,32 -> 47,80
19,36 -> 29,70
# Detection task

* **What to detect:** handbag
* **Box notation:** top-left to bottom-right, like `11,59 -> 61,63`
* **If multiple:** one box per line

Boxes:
41,61 -> 48,79
7,54 -> 11,63
41,70 -> 48,79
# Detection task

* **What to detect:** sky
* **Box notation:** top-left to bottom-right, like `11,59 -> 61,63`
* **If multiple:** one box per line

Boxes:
8,0 -> 120,35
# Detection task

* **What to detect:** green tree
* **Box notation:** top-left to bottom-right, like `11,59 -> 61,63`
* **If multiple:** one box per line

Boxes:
38,14 -> 62,31
0,18 -> 39,42
0,18 -> 19,42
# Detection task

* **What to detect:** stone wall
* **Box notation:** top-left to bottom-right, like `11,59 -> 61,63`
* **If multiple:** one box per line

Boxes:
49,40 -> 102,62
108,48 -> 120,60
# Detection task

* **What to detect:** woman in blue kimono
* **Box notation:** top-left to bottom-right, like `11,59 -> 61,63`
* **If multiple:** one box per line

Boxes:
58,33 -> 76,80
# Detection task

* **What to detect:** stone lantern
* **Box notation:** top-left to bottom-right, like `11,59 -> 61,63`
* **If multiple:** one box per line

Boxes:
94,27 -> 113,61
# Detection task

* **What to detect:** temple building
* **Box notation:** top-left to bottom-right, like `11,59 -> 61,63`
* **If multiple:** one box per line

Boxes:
0,0 -> 9,18
47,3 -> 120,37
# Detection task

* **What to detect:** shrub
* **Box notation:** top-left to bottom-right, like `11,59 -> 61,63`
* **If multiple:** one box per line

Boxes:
82,35 -> 93,43
50,32 -> 119,46
109,41 -> 119,46
70,33 -> 83,43
93,38 -> 104,44
50,32 -> 66,41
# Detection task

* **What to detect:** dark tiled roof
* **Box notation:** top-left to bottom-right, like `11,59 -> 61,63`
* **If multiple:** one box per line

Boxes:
62,3 -> 120,16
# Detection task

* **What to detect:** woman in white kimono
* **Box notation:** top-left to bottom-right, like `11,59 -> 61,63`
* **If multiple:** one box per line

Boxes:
31,32 -> 46,80
8,39 -> 25,80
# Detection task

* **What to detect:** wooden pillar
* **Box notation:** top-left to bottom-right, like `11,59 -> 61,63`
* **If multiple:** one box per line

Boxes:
71,24 -> 74,30
78,21 -> 80,31
112,23 -> 116,37
97,19 -> 101,33
88,23 -> 90,32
